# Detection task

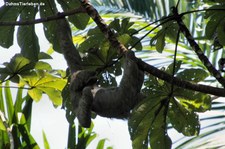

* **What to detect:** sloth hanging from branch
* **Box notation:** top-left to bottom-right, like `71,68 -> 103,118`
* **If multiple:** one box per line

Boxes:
57,18 -> 145,128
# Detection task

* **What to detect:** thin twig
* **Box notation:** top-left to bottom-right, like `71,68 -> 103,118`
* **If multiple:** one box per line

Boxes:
170,29 -> 180,95
0,7 -> 86,26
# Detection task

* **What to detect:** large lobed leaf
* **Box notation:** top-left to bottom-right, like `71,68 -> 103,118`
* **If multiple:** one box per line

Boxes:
150,19 -> 179,53
205,4 -> 225,46
129,61 -> 210,148
0,1 -> 22,48
19,70 -> 66,106
17,6 -> 40,61
128,95 -> 172,149
169,99 -> 200,136
57,0 -> 90,30
0,54 -> 35,83
0,53 -> 52,83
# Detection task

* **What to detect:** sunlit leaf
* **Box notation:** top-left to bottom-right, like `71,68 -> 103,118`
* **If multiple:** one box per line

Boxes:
96,139 -> 106,149
72,35 -> 86,45
42,131 -> 50,149
118,34 -> 131,46
174,88 -> 211,112
35,61 -> 52,71
4,81 -> 14,124
28,88 -> 42,102
20,71 -> 66,105
0,118 -> 6,131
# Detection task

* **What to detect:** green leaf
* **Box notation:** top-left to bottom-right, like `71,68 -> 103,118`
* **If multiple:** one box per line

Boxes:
0,4 -> 21,48
28,88 -> 42,102
118,34 -> 131,46
96,139 -> 106,149
17,113 -> 39,148
174,88 -> 211,112
150,19 -> 178,53
2,54 -> 35,82
150,30 -> 166,53
148,97 -> 171,149
20,71 -> 66,105
39,88 -> 63,106
0,85 -> 4,111
156,31 -> 166,53
217,19 -> 225,46
121,18 -> 134,34
129,36 -> 142,51
35,61 -> 52,71
205,14 -> 225,39
205,5 -> 225,40
0,118 -> 6,131
14,87 -> 25,113
169,99 -> 200,136
22,96 -> 33,131
5,54 -> 32,73
38,52 -> 52,60
78,35 -> 105,53
109,18 -> 120,32
39,0 -> 61,53
17,6 -> 39,61
82,53 -> 105,70
4,81 -> 14,124
57,0 -> 90,30
166,61 -> 182,75
99,41 -> 110,61
128,95 -> 167,149
42,131 -> 50,149
164,21 -> 179,42
150,119 -> 172,149
77,123 -> 98,149
176,68 -> 209,83
0,68 -> 10,82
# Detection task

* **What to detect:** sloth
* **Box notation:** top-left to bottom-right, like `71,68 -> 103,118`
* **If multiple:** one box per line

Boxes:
57,18 -> 144,128
71,51 -> 144,127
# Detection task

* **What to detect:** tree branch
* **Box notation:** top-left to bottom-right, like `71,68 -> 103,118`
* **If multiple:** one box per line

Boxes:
0,6 -> 86,26
171,7 -> 225,88
79,0 -> 225,97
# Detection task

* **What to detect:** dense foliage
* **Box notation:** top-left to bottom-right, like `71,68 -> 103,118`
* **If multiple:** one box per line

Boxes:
0,0 -> 225,148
